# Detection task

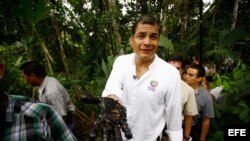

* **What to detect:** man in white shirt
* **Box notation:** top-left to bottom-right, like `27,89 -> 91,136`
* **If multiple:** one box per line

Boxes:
102,15 -> 183,141
20,61 -> 75,130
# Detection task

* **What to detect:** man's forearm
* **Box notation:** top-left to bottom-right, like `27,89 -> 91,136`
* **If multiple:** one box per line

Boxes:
183,115 -> 193,137
200,118 -> 211,140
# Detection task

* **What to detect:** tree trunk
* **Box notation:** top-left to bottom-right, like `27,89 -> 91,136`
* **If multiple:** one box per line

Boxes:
210,0 -> 220,36
51,13 -> 70,77
161,0 -> 170,37
109,0 -> 121,54
180,0 -> 188,40
33,26 -> 54,75
231,0 -> 240,30
40,41 -> 54,75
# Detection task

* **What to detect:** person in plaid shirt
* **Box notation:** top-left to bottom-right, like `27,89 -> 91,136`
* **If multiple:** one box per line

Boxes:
0,63 -> 77,141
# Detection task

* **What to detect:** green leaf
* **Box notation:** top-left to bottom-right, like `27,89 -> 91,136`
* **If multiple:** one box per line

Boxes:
233,69 -> 243,80
245,73 -> 250,81
224,27 -> 249,46
222,81 -> 230,91
241,64 -> 247,71
33,0 -> 50,25
232,107 -> 240,114
217,30 -> 227,47
239,109 -> 249,121
103,55 -> 116,78
101,59 -> 108,77
238,101 -> 248,108
17,0 -> 49,26
159,35 -> 173,52
211,131 -> 224,140
215,76 -> 222,86
19,0 -> 34,24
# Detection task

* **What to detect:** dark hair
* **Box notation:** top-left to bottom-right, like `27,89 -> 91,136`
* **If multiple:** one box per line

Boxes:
205,76 -> 214,83
205,69 -> 216,83
168,53 -> 184,62
189,64 -> 205,77
19,61 -> 47,77
131,15 -> 160,35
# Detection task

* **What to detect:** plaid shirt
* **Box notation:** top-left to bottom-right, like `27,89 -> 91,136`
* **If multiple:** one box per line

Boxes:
0,93 -> 77,141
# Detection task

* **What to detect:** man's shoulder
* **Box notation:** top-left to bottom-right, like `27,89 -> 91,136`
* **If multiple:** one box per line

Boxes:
181,81 -> 194,91
155,57 -> 180,75
181,81 -> 195,96
112,54 -> 135,67
46,76 -> 59,83
200,87 -> 211,95
44,76 -> 63,89
116,53 -> 134,61
199,87 -> 214,102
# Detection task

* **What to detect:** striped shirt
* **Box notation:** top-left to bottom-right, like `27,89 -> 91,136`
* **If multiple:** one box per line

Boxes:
0,93 -> 77,141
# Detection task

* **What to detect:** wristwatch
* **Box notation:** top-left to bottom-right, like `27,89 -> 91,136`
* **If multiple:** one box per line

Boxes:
183,135 -> 191,140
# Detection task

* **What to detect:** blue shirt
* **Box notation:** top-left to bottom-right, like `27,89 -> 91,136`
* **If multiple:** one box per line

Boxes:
193,86 -> 215,125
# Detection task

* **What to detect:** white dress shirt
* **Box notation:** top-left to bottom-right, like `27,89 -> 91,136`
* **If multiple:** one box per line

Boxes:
102,53 -> 183,141
38,76 -> 75,116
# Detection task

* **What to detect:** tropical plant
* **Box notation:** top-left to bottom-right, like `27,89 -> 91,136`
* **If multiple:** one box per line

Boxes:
208,61 -> 250,141
204,27 -> 250,72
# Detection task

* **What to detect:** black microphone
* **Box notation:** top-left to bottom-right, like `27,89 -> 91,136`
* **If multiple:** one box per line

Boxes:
133,75 -> 137,80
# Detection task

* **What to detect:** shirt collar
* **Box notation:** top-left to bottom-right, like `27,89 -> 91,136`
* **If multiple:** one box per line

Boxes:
132,53 -> 158,69
195,86 -> 203,95
38,76 -> 48,95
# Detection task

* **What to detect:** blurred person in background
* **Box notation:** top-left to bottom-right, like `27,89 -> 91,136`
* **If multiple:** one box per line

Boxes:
167,54 -> 198,141
203,69 -> 224,102
183,64 -> 214,141
20,61 -> 75,130
0,61 -> 77,140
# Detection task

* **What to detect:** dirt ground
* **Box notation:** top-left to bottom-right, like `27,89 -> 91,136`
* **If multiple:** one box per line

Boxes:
72,108 -> 96,141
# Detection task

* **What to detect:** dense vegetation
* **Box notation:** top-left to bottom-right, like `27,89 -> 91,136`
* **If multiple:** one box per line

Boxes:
0,0 -> 249,140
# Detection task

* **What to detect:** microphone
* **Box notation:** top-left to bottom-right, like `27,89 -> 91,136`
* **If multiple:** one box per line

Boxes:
133,75 -> 137,80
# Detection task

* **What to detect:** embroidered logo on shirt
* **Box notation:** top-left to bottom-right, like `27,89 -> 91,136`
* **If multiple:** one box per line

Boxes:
148,80 -> 158,92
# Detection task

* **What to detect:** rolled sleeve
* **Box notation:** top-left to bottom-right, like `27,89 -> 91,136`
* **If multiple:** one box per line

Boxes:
166,130 -> 183,141
102,88 -> 123,100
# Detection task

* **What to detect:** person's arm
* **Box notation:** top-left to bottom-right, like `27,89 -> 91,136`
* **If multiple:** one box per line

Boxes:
183,115 -> 193,141
200,90 -> 214,141
183,86 -> 197,141
166,72 -> 183,141
200,117 -> 211,141
102,56 -> 124,101
46,92 -> 67,116
210,86 -> 224,101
